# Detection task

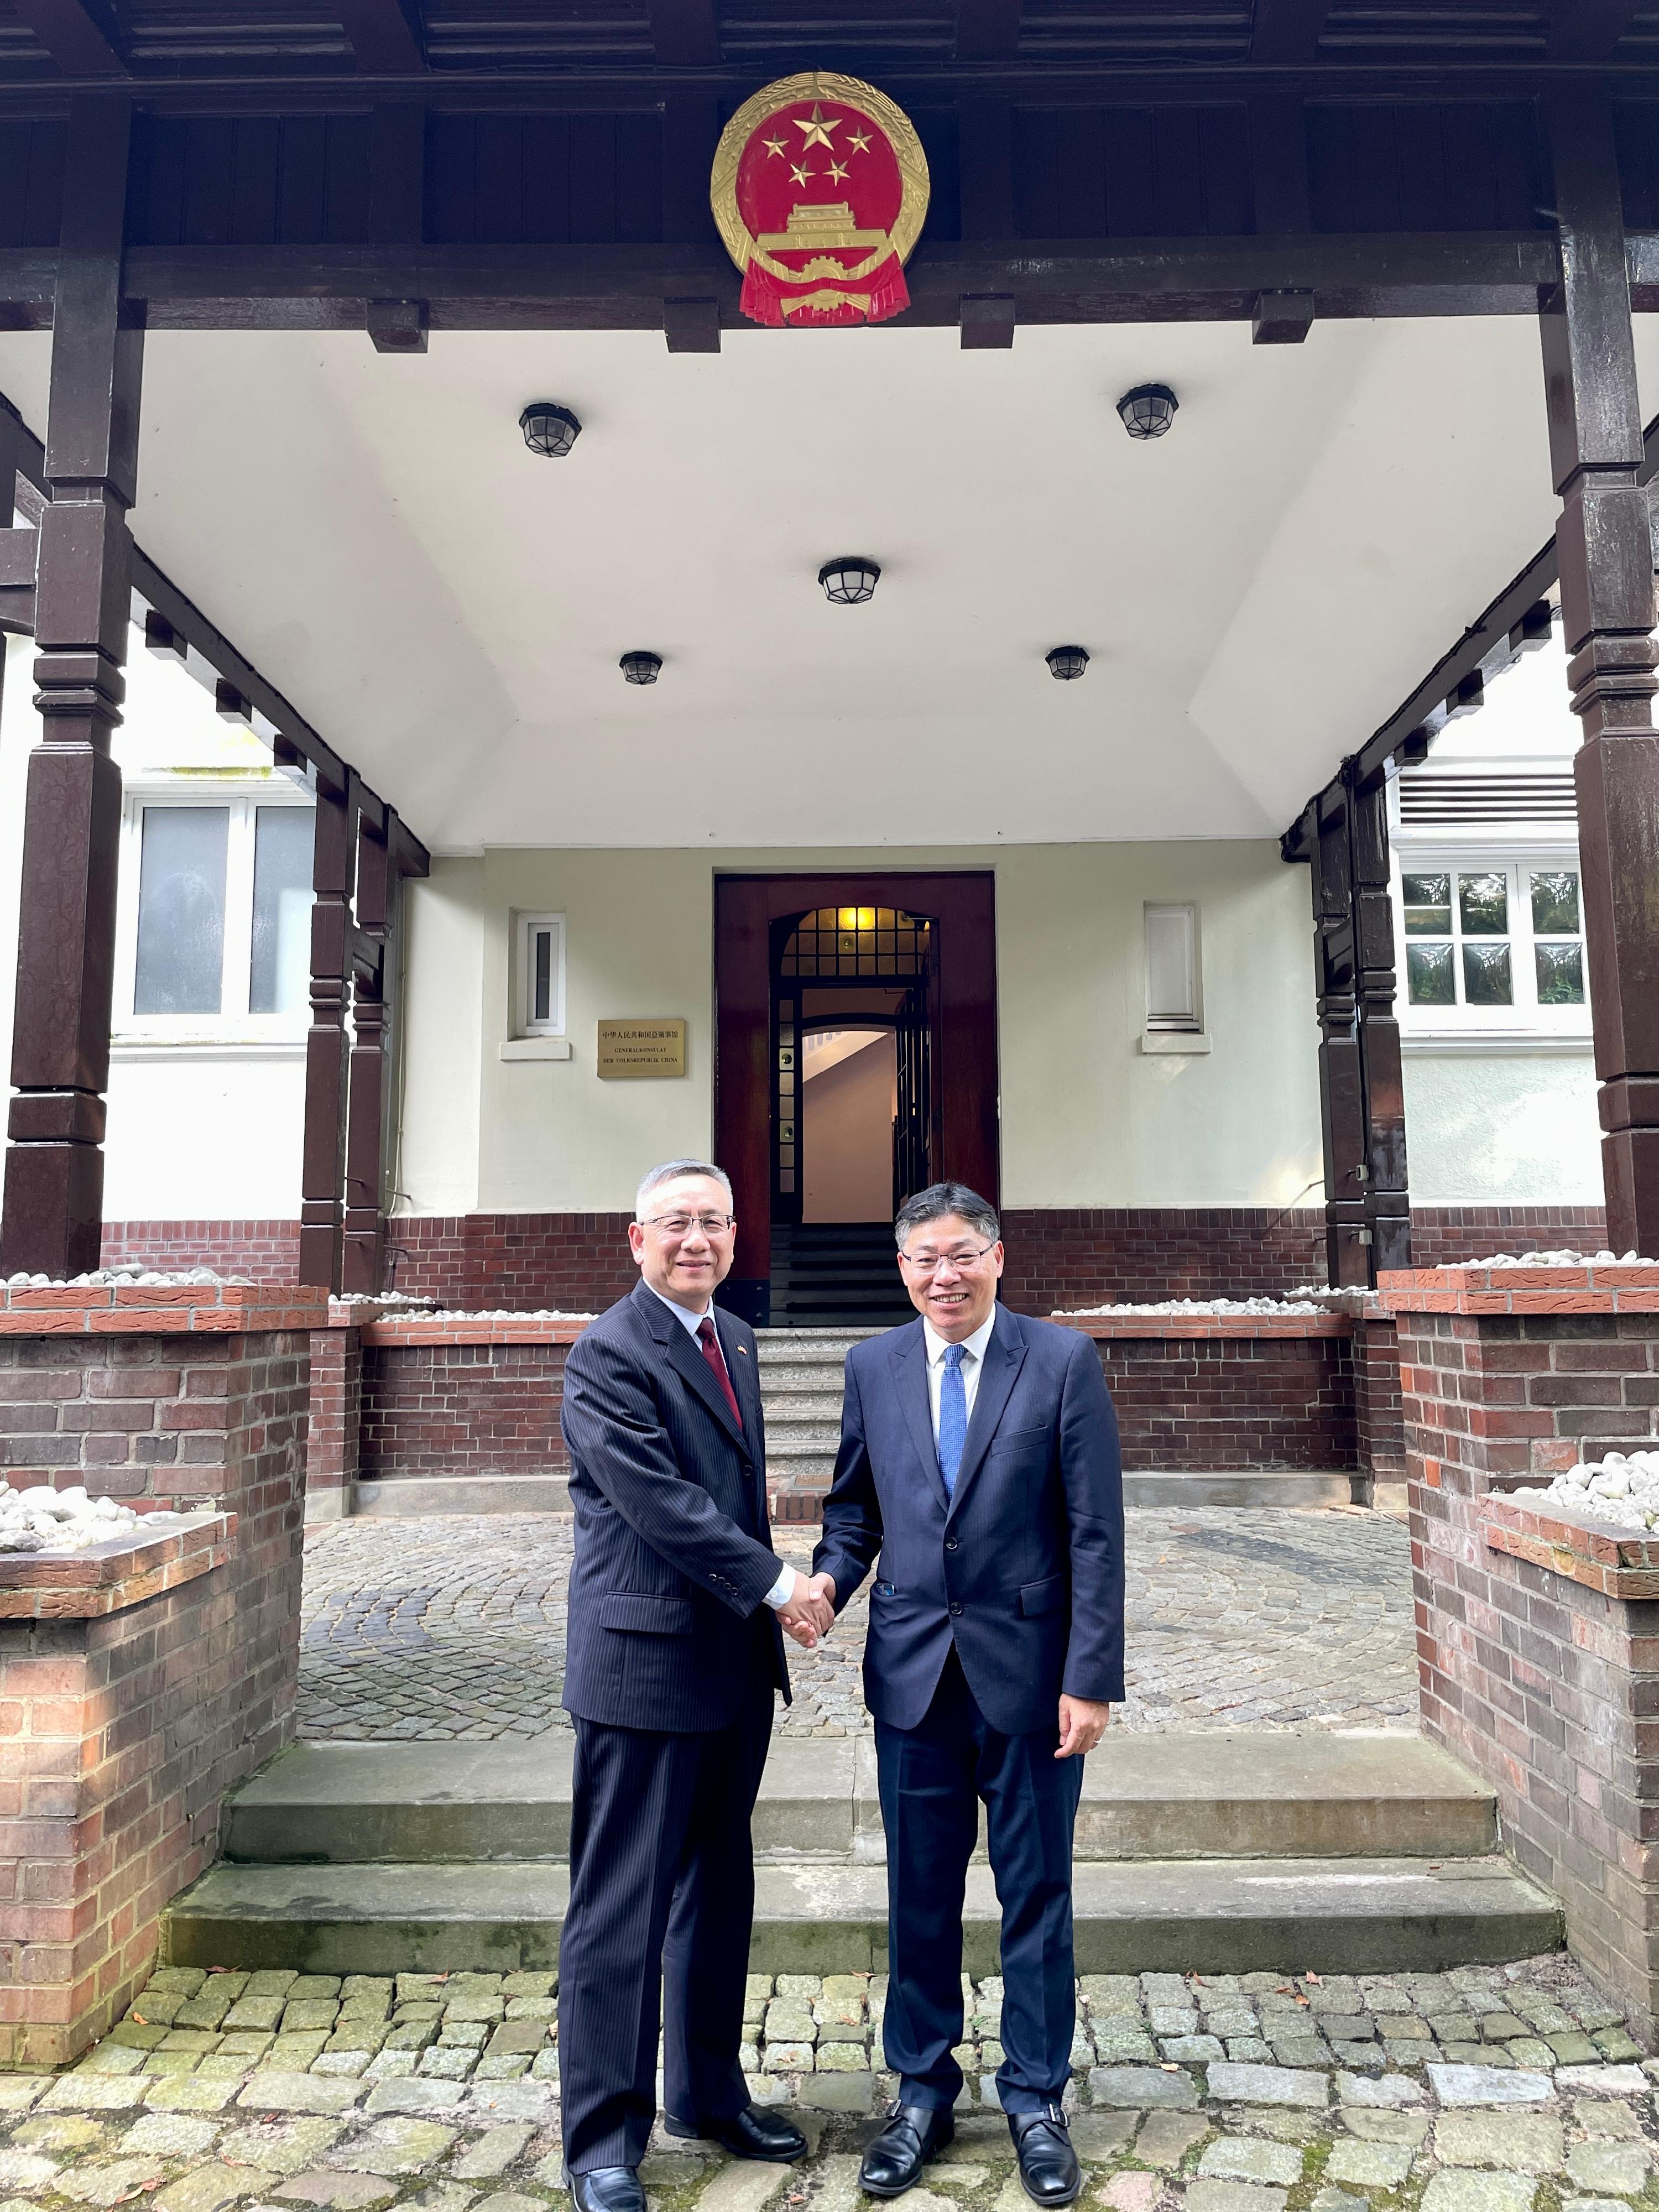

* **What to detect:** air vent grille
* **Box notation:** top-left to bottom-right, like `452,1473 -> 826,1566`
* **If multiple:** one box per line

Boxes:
1398,772 -> 1577,826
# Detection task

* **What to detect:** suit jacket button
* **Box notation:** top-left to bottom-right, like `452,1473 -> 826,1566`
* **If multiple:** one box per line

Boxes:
945,1538 -> 958,1551
949,1601 -> 963,1616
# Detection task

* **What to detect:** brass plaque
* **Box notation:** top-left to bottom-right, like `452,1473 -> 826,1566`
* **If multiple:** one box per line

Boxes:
597,1018 -> 688,1079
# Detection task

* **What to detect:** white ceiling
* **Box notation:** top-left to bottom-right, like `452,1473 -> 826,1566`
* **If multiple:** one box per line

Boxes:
0,313 -> 1644,855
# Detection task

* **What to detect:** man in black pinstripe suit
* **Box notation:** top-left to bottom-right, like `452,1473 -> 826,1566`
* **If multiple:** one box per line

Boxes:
556,1160 -> 833,2212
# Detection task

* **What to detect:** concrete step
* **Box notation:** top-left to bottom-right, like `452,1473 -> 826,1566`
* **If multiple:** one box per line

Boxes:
1123,1472 -> 1362,1507
763,1416 -> 843,1451
225,1731 -> 1497,1868
164,1853 -> 1561,1978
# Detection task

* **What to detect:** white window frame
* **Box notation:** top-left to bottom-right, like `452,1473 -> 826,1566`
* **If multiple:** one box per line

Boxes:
1140,901 -> 1209,1054
114,776 -> 316,1046
1391,843 -> 1592,1041
515,911 -> 567,1039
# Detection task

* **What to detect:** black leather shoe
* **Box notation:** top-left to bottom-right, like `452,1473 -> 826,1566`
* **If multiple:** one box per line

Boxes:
664,2106 -> 807,2162
565,2170 -> 645,2212
859,2102 -> 956,2198
1008,2106 -> 1082,2206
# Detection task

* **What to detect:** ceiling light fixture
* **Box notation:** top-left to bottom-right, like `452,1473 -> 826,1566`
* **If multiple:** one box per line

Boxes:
1117,384 -> 1178,440
619,651 -> 662,685
818,557 -> 881,606
519,403 -> 582,457
1046,646 -> 1089,681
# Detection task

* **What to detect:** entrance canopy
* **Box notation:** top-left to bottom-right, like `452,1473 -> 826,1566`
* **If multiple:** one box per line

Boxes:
0,315 -> 1637,852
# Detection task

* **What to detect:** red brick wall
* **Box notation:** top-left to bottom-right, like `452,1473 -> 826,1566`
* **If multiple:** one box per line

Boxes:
100,1206 -> 1615,1309
1088,1333 -> 1358,1472
0,1327 -> 310,2065
359,1340 -> 573,1481
1354,1316 -> 1406,1485
305,1328 -> 361,1502
1399,1289 -> 1659,2035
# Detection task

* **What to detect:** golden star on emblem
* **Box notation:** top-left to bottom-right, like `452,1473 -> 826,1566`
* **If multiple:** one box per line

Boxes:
763,134 -> 787,157
847,126 -> 873,154
794,103 -> 840,150
826,159 -> 850,183
789,162 -> 813,186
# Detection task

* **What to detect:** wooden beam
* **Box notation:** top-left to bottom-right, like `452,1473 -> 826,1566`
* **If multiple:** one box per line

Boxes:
1547,0 -> 1641,58
7,0 -> 124,77
1250,0 -> 1333,63
0,524 -> 35,634
956,0 -> 1020,62
332,0 -> 423,75
646,0 -> 718,66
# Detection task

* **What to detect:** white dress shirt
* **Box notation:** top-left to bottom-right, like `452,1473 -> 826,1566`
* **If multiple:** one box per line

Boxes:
645,1282 -> 794,1611
922,1311 -> 998,1448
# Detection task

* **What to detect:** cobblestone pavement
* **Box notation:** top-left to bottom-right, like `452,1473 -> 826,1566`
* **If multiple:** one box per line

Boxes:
298,1509 -> 1414,1742
15,1955 -> 1656,2212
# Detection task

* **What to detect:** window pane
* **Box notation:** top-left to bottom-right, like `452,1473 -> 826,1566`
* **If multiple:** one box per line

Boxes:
134,807 -> 228,1015
1531,870 -> 1581,936
1407,942 -> 1455,1004
249,807 -> 314,1015
1401,873 -> 1451,936
531,927 -> 552,1023
1459,872 -> 1509,935
1535,941 -> 1586,1005
1463,941 -> 1513,1004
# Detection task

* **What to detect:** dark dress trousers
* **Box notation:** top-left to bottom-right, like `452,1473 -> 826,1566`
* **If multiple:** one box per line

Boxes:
558,1281 -> 790,2174
812,1306 -> 1123,2115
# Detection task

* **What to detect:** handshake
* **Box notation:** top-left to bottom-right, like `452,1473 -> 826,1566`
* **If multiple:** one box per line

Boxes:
777,1569 -> 837,1650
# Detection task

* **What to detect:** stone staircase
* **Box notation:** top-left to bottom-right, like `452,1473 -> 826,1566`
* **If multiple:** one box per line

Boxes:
164,1731 -> 1561,1975
757,1327 -> 877,1504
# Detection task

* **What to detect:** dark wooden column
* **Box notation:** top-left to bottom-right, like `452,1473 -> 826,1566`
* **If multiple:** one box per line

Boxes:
1350,770 -> 1411,1272
1313,786 -> 1368,1287
341,812 -> 390,1296
1310,766 -> 1412,1287
299,775 -> 356,1292
1542,90 -> 1659,1255
0,97 -> 140,1279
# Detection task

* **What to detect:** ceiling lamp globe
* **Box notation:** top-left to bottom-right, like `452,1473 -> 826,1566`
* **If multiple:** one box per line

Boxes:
519,403 -> 581,457
1117,384 -> 1178,440
818,557 -> 881,606
1046,646 -> 1090,681
619,651 -> 662,685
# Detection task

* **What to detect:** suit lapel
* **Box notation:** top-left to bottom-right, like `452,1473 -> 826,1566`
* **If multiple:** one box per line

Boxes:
719,1315 -> 771,1527
946,1307 -> 1028,1522
634,1284 -> 753,1461
889,1322 -> 950,1511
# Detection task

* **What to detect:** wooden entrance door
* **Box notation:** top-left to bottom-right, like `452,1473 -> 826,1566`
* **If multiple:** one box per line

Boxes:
714,873 -> 998,1326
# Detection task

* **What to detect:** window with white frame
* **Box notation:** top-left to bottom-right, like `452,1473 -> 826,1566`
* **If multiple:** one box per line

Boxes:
1144,902 -> 1203,1033
516,912 -> 566,1037
118,787 -> 315,1036
1395,855 -> 1589,1027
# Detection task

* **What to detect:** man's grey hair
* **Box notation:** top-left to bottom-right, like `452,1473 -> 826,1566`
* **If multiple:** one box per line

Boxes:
635,1160 -> 734,1220
894,1181 -> 1000,1251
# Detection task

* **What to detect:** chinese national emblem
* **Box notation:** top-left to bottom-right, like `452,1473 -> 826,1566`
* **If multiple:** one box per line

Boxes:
711,71 -> 931,328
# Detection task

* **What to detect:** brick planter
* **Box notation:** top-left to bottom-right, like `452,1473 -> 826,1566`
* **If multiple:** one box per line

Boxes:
1383,1262 -> 1659,2037
0,1280 -> 326,2066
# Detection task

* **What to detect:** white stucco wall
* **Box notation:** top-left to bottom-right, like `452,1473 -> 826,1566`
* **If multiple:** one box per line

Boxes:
395,839 -> 1327,1218
1403,1051 -> 1602,1205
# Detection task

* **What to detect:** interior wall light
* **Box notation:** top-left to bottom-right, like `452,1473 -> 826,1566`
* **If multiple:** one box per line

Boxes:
619,651 -> 662,685
520,403 -> 582,457
1046,646 -> 1090,681
818,557 -> 881,606
1117,384 -> 1178,440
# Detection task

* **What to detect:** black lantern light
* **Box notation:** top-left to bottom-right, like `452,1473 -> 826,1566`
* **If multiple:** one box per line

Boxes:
818,557 -> 881,606
619,651 -> 662,685
1046,646 -> 1090,681
1117,384 -> 1178,440
519,403 -> 581,457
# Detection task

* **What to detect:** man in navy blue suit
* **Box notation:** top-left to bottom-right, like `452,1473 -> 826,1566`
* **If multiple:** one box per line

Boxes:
557,1161 -> 834,2212
810,1183 -> 1124,2206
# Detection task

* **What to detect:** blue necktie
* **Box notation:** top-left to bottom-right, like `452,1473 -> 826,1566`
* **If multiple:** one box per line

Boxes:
938,1344 -> 967,1500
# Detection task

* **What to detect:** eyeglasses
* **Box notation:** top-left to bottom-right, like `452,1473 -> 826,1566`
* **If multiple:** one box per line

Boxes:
898,1239 -> 998,1275
641,1213 -> 736,1239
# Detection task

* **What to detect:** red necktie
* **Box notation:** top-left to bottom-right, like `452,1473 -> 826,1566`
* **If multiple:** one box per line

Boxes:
697,1316 -> 743,1431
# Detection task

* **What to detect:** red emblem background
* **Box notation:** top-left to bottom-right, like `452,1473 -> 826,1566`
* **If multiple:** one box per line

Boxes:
711,72 -> 931,329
